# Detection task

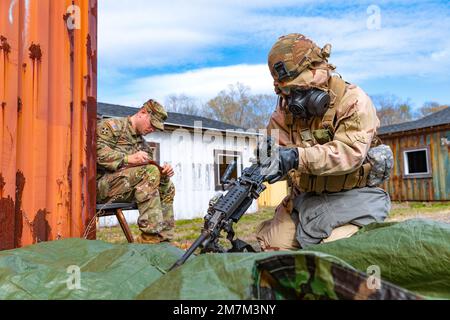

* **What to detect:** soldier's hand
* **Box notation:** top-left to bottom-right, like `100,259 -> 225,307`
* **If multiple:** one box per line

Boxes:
262,146 -> 299,184
161,163 -> 174,177
127,151 -> 150,166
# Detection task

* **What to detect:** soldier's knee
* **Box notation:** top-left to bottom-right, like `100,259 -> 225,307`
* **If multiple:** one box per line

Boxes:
144,164 -> 160,175
256,204 -> 300,251
142,164 -> 161,183
166,180 -> 175,193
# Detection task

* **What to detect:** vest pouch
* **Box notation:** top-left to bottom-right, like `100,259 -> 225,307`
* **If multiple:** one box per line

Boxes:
324,175 -> 346,193
312,129 -> 333,145
299,173 -> 311,191
343,168 -> 361,190
314,175 -> 327,193
358,163 -> 372,188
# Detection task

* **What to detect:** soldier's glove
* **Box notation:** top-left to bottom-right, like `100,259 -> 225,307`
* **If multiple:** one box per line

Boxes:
262,146 -> 299,184
255,136 -> 275,161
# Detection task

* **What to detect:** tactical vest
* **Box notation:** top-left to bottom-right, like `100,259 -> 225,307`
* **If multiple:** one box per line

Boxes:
285,76 -> 376,194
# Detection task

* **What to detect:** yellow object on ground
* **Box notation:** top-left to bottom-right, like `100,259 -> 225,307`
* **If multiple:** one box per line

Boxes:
258,181 -> 288,207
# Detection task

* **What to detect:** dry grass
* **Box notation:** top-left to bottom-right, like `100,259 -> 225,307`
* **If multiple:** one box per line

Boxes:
386,201 -> 450,223
96,202 -> 450,249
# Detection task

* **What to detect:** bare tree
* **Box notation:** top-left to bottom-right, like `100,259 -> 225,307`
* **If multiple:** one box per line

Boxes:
417,101 -> 448,118
371,94 -> 413,126
248,93 -> 277,129
204,82 -> 277,129
164,94 -> 204,116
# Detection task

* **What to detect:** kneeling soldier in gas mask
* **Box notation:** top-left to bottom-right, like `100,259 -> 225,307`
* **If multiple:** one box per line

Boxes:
257,33 -> 393,250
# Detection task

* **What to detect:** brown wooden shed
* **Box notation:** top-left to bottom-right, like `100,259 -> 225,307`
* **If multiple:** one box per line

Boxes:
378,108 -> 450,201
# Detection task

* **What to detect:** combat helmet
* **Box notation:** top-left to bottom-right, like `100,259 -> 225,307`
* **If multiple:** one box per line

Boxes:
268,33 -> 333,91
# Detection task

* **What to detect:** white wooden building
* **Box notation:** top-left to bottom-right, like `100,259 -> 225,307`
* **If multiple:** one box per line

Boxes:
97,102 -> 260,226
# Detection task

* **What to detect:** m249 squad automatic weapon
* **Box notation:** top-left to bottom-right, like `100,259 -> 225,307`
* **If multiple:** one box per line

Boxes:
169,156 -> 271,271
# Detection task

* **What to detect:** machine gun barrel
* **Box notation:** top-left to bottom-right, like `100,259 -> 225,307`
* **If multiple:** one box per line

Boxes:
220,159 -> 237,185
168,231 -> 210,271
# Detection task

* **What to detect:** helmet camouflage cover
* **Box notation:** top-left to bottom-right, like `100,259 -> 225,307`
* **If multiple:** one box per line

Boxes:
268,33 -> 334,93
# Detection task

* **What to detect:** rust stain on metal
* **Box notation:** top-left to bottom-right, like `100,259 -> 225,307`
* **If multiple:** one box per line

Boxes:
32,209 -> 51,243
66,158 -> 72,214
0,36 -> 11,54
84,75 -> 91,94
85,97 -> 98,240
86,35 -> 92,57
0,196 -> 15,250
91,1 -> 98,19
80,165 -> 87,178
91,50 -> 97,74
17,97 -> 22,113
0,174 -> 5,194
14,171 -> 25,247
28,43 -> 42,61
1,36 -> 9,105
86,34 -> 97,74
62,12 -> 71,24
0,171 -> 25,250
28,44 -> 42,117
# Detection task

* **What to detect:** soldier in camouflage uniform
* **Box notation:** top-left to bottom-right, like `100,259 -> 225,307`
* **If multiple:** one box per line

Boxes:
256,34 -> 394,250
97,99 -> 176,244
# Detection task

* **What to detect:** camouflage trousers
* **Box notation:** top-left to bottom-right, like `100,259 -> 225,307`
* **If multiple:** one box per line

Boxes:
97,164 -> 175,236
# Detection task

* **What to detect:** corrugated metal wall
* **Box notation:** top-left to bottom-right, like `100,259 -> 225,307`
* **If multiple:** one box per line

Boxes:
0,0 -> 97,250
380,127 -> 450,201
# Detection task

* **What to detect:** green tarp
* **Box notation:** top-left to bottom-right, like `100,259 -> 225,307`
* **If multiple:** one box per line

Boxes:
0,219 -> 449,300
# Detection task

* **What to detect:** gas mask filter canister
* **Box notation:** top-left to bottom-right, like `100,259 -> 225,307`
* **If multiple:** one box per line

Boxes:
287,88 -> 330,119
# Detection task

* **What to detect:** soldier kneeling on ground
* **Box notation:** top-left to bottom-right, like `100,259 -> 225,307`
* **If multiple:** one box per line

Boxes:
96,99 -> 175,244
256,33 -> 394,251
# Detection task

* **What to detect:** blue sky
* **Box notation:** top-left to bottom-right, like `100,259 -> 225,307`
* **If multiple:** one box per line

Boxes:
98,0 -> 450,110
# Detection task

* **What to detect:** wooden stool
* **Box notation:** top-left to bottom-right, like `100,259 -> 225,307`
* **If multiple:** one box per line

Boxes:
96,202 -> 137,243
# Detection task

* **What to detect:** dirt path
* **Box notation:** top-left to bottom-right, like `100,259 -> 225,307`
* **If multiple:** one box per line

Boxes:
386,210 -> 450,223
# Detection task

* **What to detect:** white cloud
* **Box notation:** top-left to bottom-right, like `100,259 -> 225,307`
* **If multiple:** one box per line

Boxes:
101,64 -> 274,107
98,0 -> 450,104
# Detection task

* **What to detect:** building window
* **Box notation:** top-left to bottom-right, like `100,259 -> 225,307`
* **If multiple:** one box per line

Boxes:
214,150 -> 242,191
403,147 -> 432,179
146,142 -> 160,163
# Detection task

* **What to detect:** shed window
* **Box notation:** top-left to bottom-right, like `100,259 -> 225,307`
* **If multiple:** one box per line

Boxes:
214,150 -> 242,190
403,147 -> 432,178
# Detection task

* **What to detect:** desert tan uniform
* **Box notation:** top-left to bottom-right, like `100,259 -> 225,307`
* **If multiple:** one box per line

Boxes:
256,76 -> 380,250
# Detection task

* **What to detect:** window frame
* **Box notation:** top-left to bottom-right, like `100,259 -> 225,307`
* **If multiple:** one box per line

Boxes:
402,146 -> 432,179
147,141 -> 160,164
213,149 -> 243,191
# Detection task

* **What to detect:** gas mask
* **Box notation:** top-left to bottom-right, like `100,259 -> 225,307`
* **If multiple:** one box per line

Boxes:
286,88 -> 330,119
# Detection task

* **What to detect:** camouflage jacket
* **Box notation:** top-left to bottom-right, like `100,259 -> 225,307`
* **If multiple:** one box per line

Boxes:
268,80 -> 380,176
97,117 -> 154,179
267,77 -> 383,193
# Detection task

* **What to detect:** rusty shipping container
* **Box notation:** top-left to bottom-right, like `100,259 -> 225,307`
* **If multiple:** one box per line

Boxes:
0,0 -> 97,250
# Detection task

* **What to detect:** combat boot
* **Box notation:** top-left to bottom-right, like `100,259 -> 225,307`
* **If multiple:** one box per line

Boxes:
159,230 -> 173,242
135,233 -> 163,244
